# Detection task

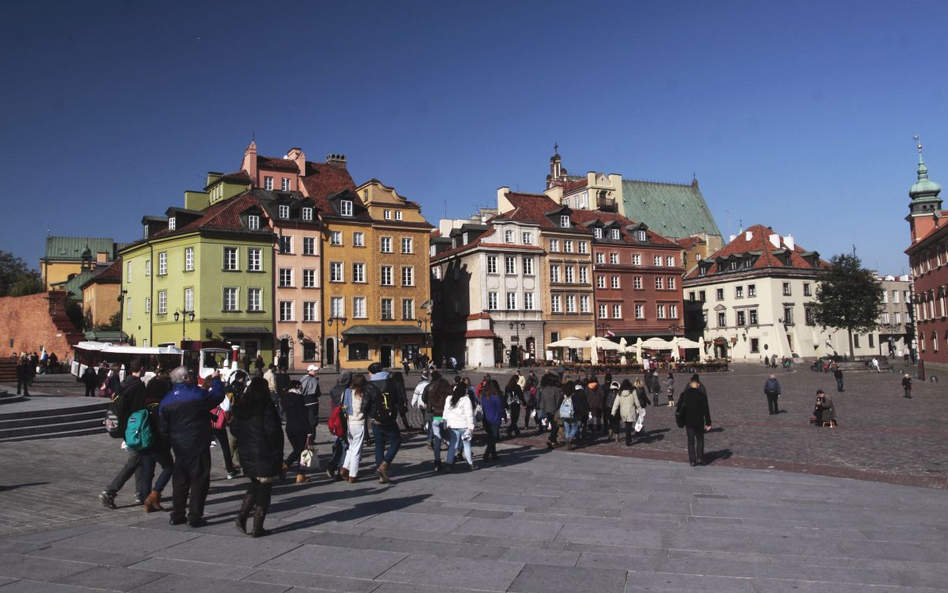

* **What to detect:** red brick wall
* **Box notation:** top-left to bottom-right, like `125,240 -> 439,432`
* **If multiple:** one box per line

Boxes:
0,291 -> 83,360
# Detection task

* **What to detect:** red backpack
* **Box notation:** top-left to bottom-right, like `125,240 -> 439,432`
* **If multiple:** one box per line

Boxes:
327,405 -> 345,438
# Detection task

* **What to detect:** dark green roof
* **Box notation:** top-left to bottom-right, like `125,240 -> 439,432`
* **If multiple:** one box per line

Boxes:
621,180 -> 721,239
43,236 -> 118,262
54,269 -> 96,300
342,325 -> 425,336
84,330 -> 128,342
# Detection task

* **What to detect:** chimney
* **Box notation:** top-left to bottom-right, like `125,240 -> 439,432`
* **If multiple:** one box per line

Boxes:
769,233 -> 781,249
745,231 -> 753,242
285,148 -> 306,175
325,154 -> 347,169
784,233 -> 794,250
497,186 -> 513,213
242,140 -> 258,184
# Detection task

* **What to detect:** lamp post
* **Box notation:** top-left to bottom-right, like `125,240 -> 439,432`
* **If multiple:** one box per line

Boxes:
417,316 -> 431,362
173,309 -> 195,343
327,315 -> 347,372
508,321 -> 525,367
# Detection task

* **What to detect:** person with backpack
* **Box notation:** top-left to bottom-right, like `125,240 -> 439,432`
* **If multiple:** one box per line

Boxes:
611,379 -> 643,446
366,362 -> 405,484
426,376 -> 452,471
159,366 -> 225,527
676,376 -> 712,466
390,372 -> 414,431
558,383 -> 580,450
443,382 -> 476,471
326,370 -> 352,480
15,354 -> 31,396
233,377 -> 284,537
99,358 -> 149,510
300,364 -> 321,430
480,380 -> 504,463
538,373 -> 563,448
280,380 -> 314,484
504,375 -> 524,437
139,375 -> 174,512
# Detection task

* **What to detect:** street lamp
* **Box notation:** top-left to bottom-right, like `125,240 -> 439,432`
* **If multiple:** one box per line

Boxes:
508,321 -> 525,367
173,309 -> 195,342
417,316 -> 431,361
327,315 -> 347,372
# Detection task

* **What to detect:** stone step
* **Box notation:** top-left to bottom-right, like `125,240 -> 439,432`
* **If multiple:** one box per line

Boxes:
0,417 -> 106,440
0,425 -> 106,443
0,391 -> 26,405
0,408 -> 105,429
0,400 -> 108,421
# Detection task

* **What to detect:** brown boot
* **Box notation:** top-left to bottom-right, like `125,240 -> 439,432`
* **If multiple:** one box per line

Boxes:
143,491 -> 163,513
250,506 -> 269,538
295,473 -> 309,484
340,467 -> 350,480
377,461 -> 390,484
347,475 -> 358,483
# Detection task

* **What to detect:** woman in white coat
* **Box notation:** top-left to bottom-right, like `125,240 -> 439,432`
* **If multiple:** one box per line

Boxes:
611,379 -> 644,446
443,382 -> 476,471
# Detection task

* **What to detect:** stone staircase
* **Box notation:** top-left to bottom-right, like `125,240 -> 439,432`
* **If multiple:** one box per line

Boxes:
0,398 -> 108,442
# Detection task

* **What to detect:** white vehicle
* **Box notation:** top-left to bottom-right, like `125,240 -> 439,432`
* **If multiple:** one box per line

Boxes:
72,340 -> 240,384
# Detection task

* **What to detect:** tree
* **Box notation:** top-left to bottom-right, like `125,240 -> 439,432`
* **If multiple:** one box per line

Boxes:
96,310 -> 123,332
811,253 -> 884,358
8,272 -> 45,297
0,250 -> 38,297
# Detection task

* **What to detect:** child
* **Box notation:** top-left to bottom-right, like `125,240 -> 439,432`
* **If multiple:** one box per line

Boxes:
665,373 -> 675,407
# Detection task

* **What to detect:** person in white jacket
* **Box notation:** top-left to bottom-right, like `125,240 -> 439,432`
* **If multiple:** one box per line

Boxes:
411,372 -> 431,438
443,382 -> 476,471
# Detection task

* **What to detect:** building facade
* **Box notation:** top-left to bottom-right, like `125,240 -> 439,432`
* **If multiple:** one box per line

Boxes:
683,225 -> 880,361
80,258 -> 122,329
41,237 -> 121,291
878,275 -> 913,359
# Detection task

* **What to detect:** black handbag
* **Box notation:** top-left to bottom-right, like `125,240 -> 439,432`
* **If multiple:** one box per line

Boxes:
674,398 -> 686,428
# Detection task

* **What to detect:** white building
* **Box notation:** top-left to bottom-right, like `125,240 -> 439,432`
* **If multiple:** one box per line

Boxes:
683,225 -> 880,361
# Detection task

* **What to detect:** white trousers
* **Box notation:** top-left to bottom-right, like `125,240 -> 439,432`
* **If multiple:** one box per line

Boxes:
343,423 -> 365,477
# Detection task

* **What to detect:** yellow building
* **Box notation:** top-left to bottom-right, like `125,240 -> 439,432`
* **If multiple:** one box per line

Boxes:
316,180 -> 433,369
80,259 -> 122,329
41,237 -> 121,290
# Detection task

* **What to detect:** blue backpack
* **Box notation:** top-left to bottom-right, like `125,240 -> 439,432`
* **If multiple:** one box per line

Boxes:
558,396 -> 574,420
125,409 -> 153,451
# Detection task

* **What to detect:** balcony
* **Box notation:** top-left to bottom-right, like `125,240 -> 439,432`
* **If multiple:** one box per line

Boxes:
597,197 -> 618,212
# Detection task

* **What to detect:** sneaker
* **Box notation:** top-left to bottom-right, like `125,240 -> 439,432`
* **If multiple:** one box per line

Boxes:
133,494 -> 142,505
226,470 -> 241,480
98,491 -> 116,509
326,465 -> 336,480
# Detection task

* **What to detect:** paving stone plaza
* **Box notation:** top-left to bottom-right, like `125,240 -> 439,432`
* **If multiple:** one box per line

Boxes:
0,364 -> 946,592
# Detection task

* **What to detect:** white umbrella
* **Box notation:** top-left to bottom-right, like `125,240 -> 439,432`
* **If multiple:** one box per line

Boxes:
547,336 -> 586,349
589,336 -> 621,350
641,337 -> 673,350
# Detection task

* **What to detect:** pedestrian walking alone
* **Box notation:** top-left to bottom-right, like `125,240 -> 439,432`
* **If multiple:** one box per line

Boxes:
677,377 -> 712,466
833,365 -> 844,392
902,374 -> 913,398
233,377 -> 284,537
764,374 -> 781,415
504,375 -> 524,437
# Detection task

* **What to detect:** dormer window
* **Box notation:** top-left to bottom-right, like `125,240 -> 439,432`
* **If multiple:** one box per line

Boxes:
168,217 -> 176,231
383,209 -> 392,220
637,230 -> 647,242
594,228 -> 603,239
302,207 -> 313,222
281,178 -> 290,191
395,210 -> 403,221
611,229 -> 620,240
560,215 -> 570,228
248,215 -> 260,230
505,230 -> 514,243
699,267 -> 707,276
522,231 -> 533,244
279,205 -> 290,219
264,176 -> 273,190
341,200 -> 353,216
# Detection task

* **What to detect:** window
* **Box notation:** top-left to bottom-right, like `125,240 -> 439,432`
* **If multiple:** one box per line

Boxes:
144,297 -> 150,313
594,228 -> 603,239
168,217 -> 176,231
402,299 -> 415,320
264,176 -> 273,190
395,210 -> 403,221
635,304 -> 644,319
551,295 -> 562,313
349,342 -> 369,360
893,290 -> 900,304
522,232 -> 533,244
279,236 -> 292,254
523,257 -> 534,275
330,262 -> 343,283
657,304 -> 666,319
870,333 -> 876,349
581,295 -> 590,313
248,288 -> 262,312
599,304 -> 607,318
737,310 -> 746,326
749,309 -> 758,325
506,292 -> 517,310
668,277 -> 676,289
566,295 -> 576,313
126,297 -> 132,319
353,263 -> 365,283
550,239 -> 560,252
282,178 -> 290,191
504,230 -> 514,243
550,331 -> 560,343
895,312 -> 901,324
655,277 -> 664,290
303,301 -> 317,322
126,261 -> 132,282
579,266 -> 588,284
550,265 -> 560,283
670,304 -> 678,318
632,254 -> 641,266
303,237 -> 316,255
340,200 -> 353,216
302,207 -> 313,221
564,240 -> 574,253
634,276 -> 643,289
805,306 -> 814,325
610,253 -> 619,264
597,276 -> 606,289
666,256 -> 675,266
380,237 -> 392,253
748,284 -> 756,297
578,241 -> 588,254
353,297 -> 366,318
637,230 -> 647,242
717,312 -> 726,327
383,209 -> 391,220
145,259 -> 151,276
782,282 -> 791,296
401,266 -> 414,286
854,334 -> 861,348
803,283 -> 812,296
303,269 -> 316,288
881,312 -> 890,324
248,248 -> 262,272
783,306 -> 793,325
611,229 -> 621,240
280,268 -> 294,287
654,255 -> 662,266
524,292 -> 535,310
488,292 -> 498,310
401,238 -> 413,254
716,288 -> 724,300
560,215 -> 570,228
612,276 -> 620,289
223,288 -> 238,312
381,266 -> 393,285
330,297 -> 345,318
279,205 -> 290,219
223,248 -> 238,271
184,288 -> 194,312
159,252 -> 168,275
158,291 -> 167,315
565,266 -> 575,283
330,231 -> 343,245
505,256 -> 516,275
596,253 -> 605,264
353,232 -> 365,247
699,290 -> 706,301
750,338 -> 760,353
279,301 -> 293,322
736,286 -> 744,298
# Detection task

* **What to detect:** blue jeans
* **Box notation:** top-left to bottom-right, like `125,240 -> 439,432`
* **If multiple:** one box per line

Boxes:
563,419 -> 579,441
446,428 -> 472,465
372,422 -> 402,467
484,422 -> 500,457
431,418 -> 446,464
140,448 -> 173,501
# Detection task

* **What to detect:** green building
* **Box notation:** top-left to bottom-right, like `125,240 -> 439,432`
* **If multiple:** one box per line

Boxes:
120,191 -> 275,360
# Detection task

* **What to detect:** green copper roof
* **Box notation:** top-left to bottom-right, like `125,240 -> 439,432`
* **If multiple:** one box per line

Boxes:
621,180 -> 721,239
43,236 -> 118,262
54,269 -> 96,300
910,142 -> 942,201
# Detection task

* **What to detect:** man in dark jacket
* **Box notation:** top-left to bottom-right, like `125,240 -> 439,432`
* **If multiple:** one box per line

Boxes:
365,362 -> 406,484
326,370 -> 352,480
833,365 -> 844,392
15,354 -> 31,396
98,358 -> 148,509
677,378 -> 712,466
764,374 -> 781,415
160,366 -> 225,527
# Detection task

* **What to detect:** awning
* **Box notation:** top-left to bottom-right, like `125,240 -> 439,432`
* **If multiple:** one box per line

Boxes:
221,326 -> 272,335
342,325 -> 426,337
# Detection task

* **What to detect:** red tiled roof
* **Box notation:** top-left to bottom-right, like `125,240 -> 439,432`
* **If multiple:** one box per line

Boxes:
431,229 -> 441,238
80,258 -> 122,289
567,208 -> 679,247
257,155 -> 300,173
301,161 -> 357,212
683,224 -> 826,280
496,192 -> 561,229
178,192 -> 260,233
220,170 -> 251,183
562,178 -> 588,192
675,236 -> 701,250
465,329 -> 498,339
467,312 -> 492,321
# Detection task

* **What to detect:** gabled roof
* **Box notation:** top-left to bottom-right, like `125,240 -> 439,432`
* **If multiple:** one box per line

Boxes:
496,192 -> 574,230
219,170 -> 251,184
622,180 -> 721,239
55,269 -> 97,300
301,161 -> 357,212
683,224 -> 825,280
566,208 -> 679,247
80,258 -> 122,290
675,236 -> 703,250
43,236 -> 118,262
257,155 -> 300,173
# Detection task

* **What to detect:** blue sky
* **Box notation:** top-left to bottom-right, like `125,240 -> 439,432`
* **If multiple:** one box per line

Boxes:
2,0 -> 945,275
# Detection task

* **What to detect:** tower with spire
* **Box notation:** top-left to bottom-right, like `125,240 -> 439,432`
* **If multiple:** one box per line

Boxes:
907,136 -> 944,244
